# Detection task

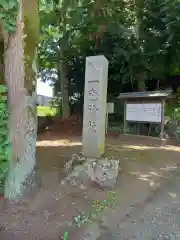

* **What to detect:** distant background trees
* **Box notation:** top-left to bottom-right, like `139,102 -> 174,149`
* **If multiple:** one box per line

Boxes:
39,0 -> 180,118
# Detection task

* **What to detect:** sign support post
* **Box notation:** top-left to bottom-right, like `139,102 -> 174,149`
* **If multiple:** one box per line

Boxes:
105,102 -> 114,134
160,100 -> 165,140
123,100 -> 127,134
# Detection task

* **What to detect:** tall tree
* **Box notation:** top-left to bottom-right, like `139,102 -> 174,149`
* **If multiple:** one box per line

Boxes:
1,0 -> 39,199
39,0 -> 180,108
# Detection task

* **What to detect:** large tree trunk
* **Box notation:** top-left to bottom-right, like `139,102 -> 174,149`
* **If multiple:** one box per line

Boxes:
4,0 -> 39,200
136,72 -> 147,91
59,49 -> 70,119
137,76 -> 146,91
135,0 -> 147,92
4,0 -> 26,168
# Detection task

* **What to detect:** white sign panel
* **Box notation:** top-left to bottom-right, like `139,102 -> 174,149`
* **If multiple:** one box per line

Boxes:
126,103 -> 162,123
107,102 -> 114,114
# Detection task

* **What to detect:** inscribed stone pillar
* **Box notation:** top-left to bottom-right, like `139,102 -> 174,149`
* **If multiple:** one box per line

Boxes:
82,55 -> 108,157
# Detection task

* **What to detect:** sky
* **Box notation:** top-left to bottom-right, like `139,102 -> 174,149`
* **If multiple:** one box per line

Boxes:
36,80 -> 53,97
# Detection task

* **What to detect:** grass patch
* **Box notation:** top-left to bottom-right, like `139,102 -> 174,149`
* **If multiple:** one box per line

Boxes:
37,106 -> 57,117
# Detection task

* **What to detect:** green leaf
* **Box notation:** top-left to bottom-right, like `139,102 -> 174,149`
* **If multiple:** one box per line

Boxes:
0,12 -> 6,19
0,155 -> 6,161
1,0 -> 18,10
0,85 -> 7,93
0,96 -> 7,101
63,232 -> 69,240
0,172 -> 6,181
4,22 -> 17,33
0,162 -> 9,173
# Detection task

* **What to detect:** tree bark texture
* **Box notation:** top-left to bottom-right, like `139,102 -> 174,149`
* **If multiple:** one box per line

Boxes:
59,49 -> 70,119
4,1 -> 26,165
4,0 -> 39,199
137,76 -> 146,91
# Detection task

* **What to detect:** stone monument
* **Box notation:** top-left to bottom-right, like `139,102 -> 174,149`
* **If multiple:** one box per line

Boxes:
82,55 -> 109,157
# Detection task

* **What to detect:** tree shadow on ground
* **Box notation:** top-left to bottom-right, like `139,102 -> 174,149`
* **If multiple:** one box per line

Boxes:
106,135 -> 180,164
36,133 -> 180,173
36,135 -> 82,171
36,133 -> 180,194
106,135 -> 180,195
1,134 -> 180,240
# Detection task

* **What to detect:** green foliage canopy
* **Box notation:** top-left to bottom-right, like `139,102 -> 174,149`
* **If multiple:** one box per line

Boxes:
39,0 -> 180,99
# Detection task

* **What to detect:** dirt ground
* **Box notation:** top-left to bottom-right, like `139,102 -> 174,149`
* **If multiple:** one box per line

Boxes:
0,133 -> 180,239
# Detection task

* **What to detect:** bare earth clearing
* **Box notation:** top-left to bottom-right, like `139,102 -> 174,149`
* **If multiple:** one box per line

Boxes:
0,133 -> 180,239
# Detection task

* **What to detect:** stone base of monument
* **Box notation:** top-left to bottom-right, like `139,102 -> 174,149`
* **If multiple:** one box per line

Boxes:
62,154 -> 120,189
90,158 -> 120,189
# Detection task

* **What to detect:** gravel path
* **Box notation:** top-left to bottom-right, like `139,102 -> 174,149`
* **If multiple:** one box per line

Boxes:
97,172 -> 180,240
